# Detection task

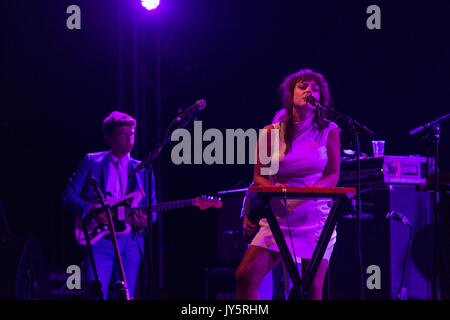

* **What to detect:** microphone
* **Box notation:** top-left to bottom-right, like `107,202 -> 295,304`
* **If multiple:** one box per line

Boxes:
409,125 -> 426,136
305,92 -> 333,111
304,92 -> 374,135
386,210 -> 411,226
409,112 -> 450,136
304,92 -> 320,107
305,92 -> 341,116
175,99 -> 207,122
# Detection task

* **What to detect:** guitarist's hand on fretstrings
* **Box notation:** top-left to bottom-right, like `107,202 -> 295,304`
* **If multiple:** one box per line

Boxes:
89,203 -> 108,225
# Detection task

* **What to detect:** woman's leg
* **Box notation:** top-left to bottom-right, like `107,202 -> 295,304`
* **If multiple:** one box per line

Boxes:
235,245 -> 281,300
301,258 -> 329,300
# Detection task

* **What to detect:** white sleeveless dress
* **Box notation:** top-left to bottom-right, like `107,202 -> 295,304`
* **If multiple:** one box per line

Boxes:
250,114 -> 339,262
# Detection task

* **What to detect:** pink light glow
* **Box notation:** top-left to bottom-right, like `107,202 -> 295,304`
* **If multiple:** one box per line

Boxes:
141,0 -> 160,10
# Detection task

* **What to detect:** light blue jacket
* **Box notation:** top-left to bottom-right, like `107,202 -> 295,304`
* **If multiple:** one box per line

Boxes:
62,151 -> 157,223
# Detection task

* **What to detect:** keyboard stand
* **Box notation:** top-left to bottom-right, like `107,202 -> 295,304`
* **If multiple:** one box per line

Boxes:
255,191 -> 350,300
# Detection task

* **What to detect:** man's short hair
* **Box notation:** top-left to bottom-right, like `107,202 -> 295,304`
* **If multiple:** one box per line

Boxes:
103,111 -> 136,138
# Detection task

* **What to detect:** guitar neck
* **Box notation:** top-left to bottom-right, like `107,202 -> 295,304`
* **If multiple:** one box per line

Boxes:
130,199 -> 196,213
151,199 -> 195,212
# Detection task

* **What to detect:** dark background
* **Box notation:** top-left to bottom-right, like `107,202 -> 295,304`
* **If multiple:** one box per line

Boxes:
1,0 -> 449,299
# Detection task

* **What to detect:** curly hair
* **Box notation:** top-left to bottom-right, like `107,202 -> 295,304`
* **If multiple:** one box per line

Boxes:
275,68 -> 332,153
102,111 -> 136,139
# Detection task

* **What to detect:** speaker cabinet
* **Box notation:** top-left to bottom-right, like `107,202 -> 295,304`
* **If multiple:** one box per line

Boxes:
329,184 -> 435,299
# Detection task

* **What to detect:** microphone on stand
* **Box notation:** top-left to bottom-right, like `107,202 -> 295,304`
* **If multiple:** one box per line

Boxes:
304,92 -> 319,106
409,112 -> 450,136
386,210 -> 411,226
304,92 -> 369,299
304,92 -> 331,111
129,99 -> 207,178
175,99 -> 207,122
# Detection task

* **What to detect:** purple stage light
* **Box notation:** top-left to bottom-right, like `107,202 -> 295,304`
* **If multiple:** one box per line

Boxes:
141,0 -> 160,10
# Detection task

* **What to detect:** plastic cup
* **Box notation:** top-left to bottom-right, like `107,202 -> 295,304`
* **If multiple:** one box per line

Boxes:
372,140 -> 385,157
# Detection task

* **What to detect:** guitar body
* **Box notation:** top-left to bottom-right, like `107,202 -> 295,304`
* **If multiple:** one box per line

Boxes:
75,192 -> 143,245
74,193 -> 222,245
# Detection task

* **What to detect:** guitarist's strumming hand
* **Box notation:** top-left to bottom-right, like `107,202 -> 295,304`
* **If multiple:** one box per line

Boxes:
128,209 -> 147,229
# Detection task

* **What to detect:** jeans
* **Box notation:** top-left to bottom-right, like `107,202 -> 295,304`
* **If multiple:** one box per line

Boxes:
85,231 -> 144,299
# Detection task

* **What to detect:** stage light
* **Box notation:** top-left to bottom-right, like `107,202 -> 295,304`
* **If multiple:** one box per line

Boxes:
141,0 -> 160,10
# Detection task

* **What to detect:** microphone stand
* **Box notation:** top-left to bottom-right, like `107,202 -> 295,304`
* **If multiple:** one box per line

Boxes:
386,210 -> 414,300
128,104 -> 203,298
129,106 -> 200,178
310,99 -> 375,300
87,176 -> 130,300
81,212 -> 104,300
409,112 -> 450,300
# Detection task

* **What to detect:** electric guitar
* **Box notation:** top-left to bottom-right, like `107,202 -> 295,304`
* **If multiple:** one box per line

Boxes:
75,191 -> 222,245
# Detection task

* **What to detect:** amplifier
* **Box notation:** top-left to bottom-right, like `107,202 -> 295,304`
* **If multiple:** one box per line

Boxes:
329,184 -> 436,299
340,155 -> 434,185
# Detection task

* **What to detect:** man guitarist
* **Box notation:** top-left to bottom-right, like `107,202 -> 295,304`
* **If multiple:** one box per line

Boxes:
63,111 -> 157,299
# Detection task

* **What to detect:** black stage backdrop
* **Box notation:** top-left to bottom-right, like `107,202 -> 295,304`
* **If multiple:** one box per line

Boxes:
0,0 -> 449,299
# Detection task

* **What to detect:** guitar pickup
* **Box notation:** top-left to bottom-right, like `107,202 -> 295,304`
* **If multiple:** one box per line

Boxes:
118,206 -> 125,221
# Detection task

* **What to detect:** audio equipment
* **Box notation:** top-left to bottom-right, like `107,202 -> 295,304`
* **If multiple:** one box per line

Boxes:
340,155 -> 434,186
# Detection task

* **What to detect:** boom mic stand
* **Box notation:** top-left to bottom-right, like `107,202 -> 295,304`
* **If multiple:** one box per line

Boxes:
409,112 -> 450,300
386,210 -> 414,300
128,100 -> 206,298
87,176 -> 130,300
129,100 -> 206,177
81,211 -> 104,300
305,94 -> 375,299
